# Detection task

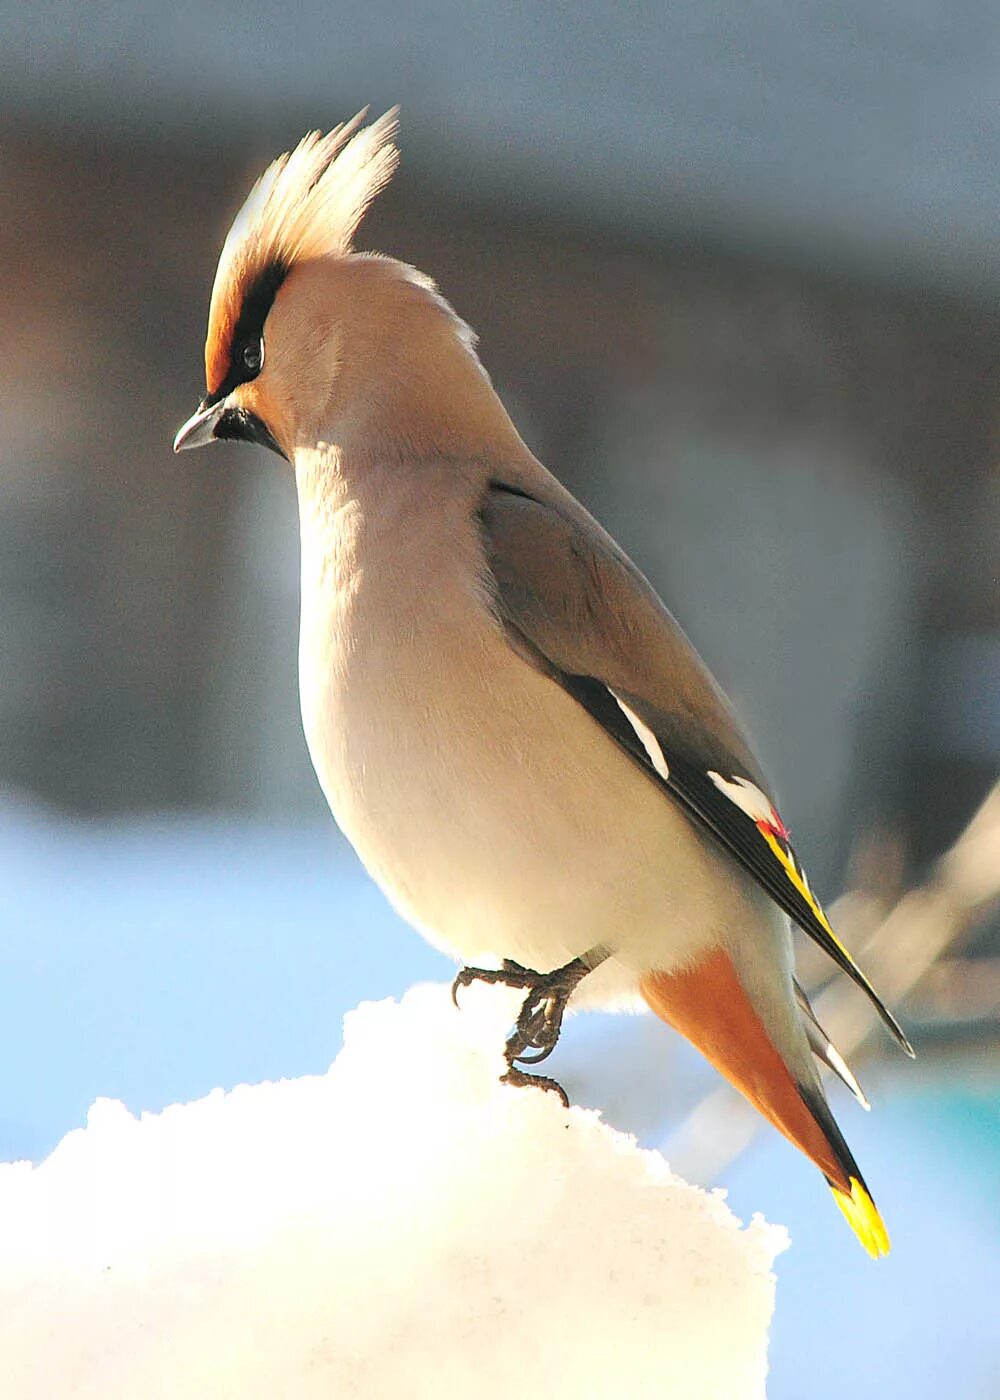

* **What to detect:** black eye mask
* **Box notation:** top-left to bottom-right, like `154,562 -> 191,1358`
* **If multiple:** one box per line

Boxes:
205,259 -> 288,408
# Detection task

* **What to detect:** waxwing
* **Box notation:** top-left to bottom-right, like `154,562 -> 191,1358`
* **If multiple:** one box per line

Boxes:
175,109 -> 912,1256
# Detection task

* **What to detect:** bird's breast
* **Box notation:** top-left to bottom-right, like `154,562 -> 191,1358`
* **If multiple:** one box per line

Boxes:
293,465 -> 765,992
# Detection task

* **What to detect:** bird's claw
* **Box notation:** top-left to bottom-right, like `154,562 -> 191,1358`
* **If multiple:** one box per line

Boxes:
450,959 -> 536,1008
500,1063 -> 570,1108
509,984 -> 569,1065
452,954 -> 595,1101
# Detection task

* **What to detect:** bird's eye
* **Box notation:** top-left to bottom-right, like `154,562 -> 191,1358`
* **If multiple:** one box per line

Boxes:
242,340 -> 264,376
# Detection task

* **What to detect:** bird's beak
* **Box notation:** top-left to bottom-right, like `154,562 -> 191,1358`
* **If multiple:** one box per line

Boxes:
173,398 -> 225,453
173,397 -> 290,461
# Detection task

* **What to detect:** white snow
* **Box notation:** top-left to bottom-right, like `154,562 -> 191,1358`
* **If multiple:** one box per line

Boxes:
0,982 -> 786,1399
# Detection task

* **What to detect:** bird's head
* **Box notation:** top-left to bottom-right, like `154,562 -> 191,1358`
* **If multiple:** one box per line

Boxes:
175,107 -> 525,468
174,108 -> 411,463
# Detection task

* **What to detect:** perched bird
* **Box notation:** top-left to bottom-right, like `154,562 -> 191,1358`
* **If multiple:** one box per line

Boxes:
175,109 -> 911,1257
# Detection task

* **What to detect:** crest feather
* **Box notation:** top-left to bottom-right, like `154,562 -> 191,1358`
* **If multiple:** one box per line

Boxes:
224,107 -> 399,271
204,108 -> 400,392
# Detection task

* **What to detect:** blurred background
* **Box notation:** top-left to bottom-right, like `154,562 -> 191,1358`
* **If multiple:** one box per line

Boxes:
2,3 -> 999,1395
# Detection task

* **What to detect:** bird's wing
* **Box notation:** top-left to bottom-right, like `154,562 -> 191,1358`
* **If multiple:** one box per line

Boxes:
480,478 -> 912,1056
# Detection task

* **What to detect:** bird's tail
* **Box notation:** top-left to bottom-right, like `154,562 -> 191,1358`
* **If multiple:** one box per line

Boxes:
641,949 -> 889,1258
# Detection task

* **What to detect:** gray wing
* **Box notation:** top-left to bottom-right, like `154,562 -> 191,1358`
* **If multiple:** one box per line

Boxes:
480,478 -> 911,1055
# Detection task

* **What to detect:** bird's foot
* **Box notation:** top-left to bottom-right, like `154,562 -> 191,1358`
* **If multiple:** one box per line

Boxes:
452,956 -> 592,1063
508,959 -> 593,1065
452,953 -> 599,1103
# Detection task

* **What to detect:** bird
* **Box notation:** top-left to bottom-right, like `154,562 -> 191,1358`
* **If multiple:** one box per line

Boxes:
174,108 -> 912,1257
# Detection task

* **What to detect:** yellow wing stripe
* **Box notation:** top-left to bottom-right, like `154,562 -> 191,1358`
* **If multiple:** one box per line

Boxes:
757,827 -> 861,970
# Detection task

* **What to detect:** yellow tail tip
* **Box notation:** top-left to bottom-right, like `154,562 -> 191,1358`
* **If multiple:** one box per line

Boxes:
832,1178 -> 890,1258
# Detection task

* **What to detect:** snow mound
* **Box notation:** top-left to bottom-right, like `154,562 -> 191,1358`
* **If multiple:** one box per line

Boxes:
0,982 -> 786,1399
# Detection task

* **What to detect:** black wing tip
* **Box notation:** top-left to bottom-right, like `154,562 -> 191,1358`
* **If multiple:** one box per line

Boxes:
874,998 -> 915,1058
791,909 -> 914,1061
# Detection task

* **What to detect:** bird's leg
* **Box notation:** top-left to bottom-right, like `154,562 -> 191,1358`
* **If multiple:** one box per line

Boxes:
452,944 -> 611,1102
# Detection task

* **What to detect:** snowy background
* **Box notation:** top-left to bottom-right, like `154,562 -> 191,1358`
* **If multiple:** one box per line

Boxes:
0,980 -> 787,1399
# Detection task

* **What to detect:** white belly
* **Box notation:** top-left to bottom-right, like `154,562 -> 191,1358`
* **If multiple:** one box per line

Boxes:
295,466 -> 765,1007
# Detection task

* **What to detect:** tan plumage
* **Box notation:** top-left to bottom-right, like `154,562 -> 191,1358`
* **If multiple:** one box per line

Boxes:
174,110 -> 909,1257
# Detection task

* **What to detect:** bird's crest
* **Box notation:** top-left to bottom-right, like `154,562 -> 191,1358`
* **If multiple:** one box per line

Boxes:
204,108 -> 400,396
